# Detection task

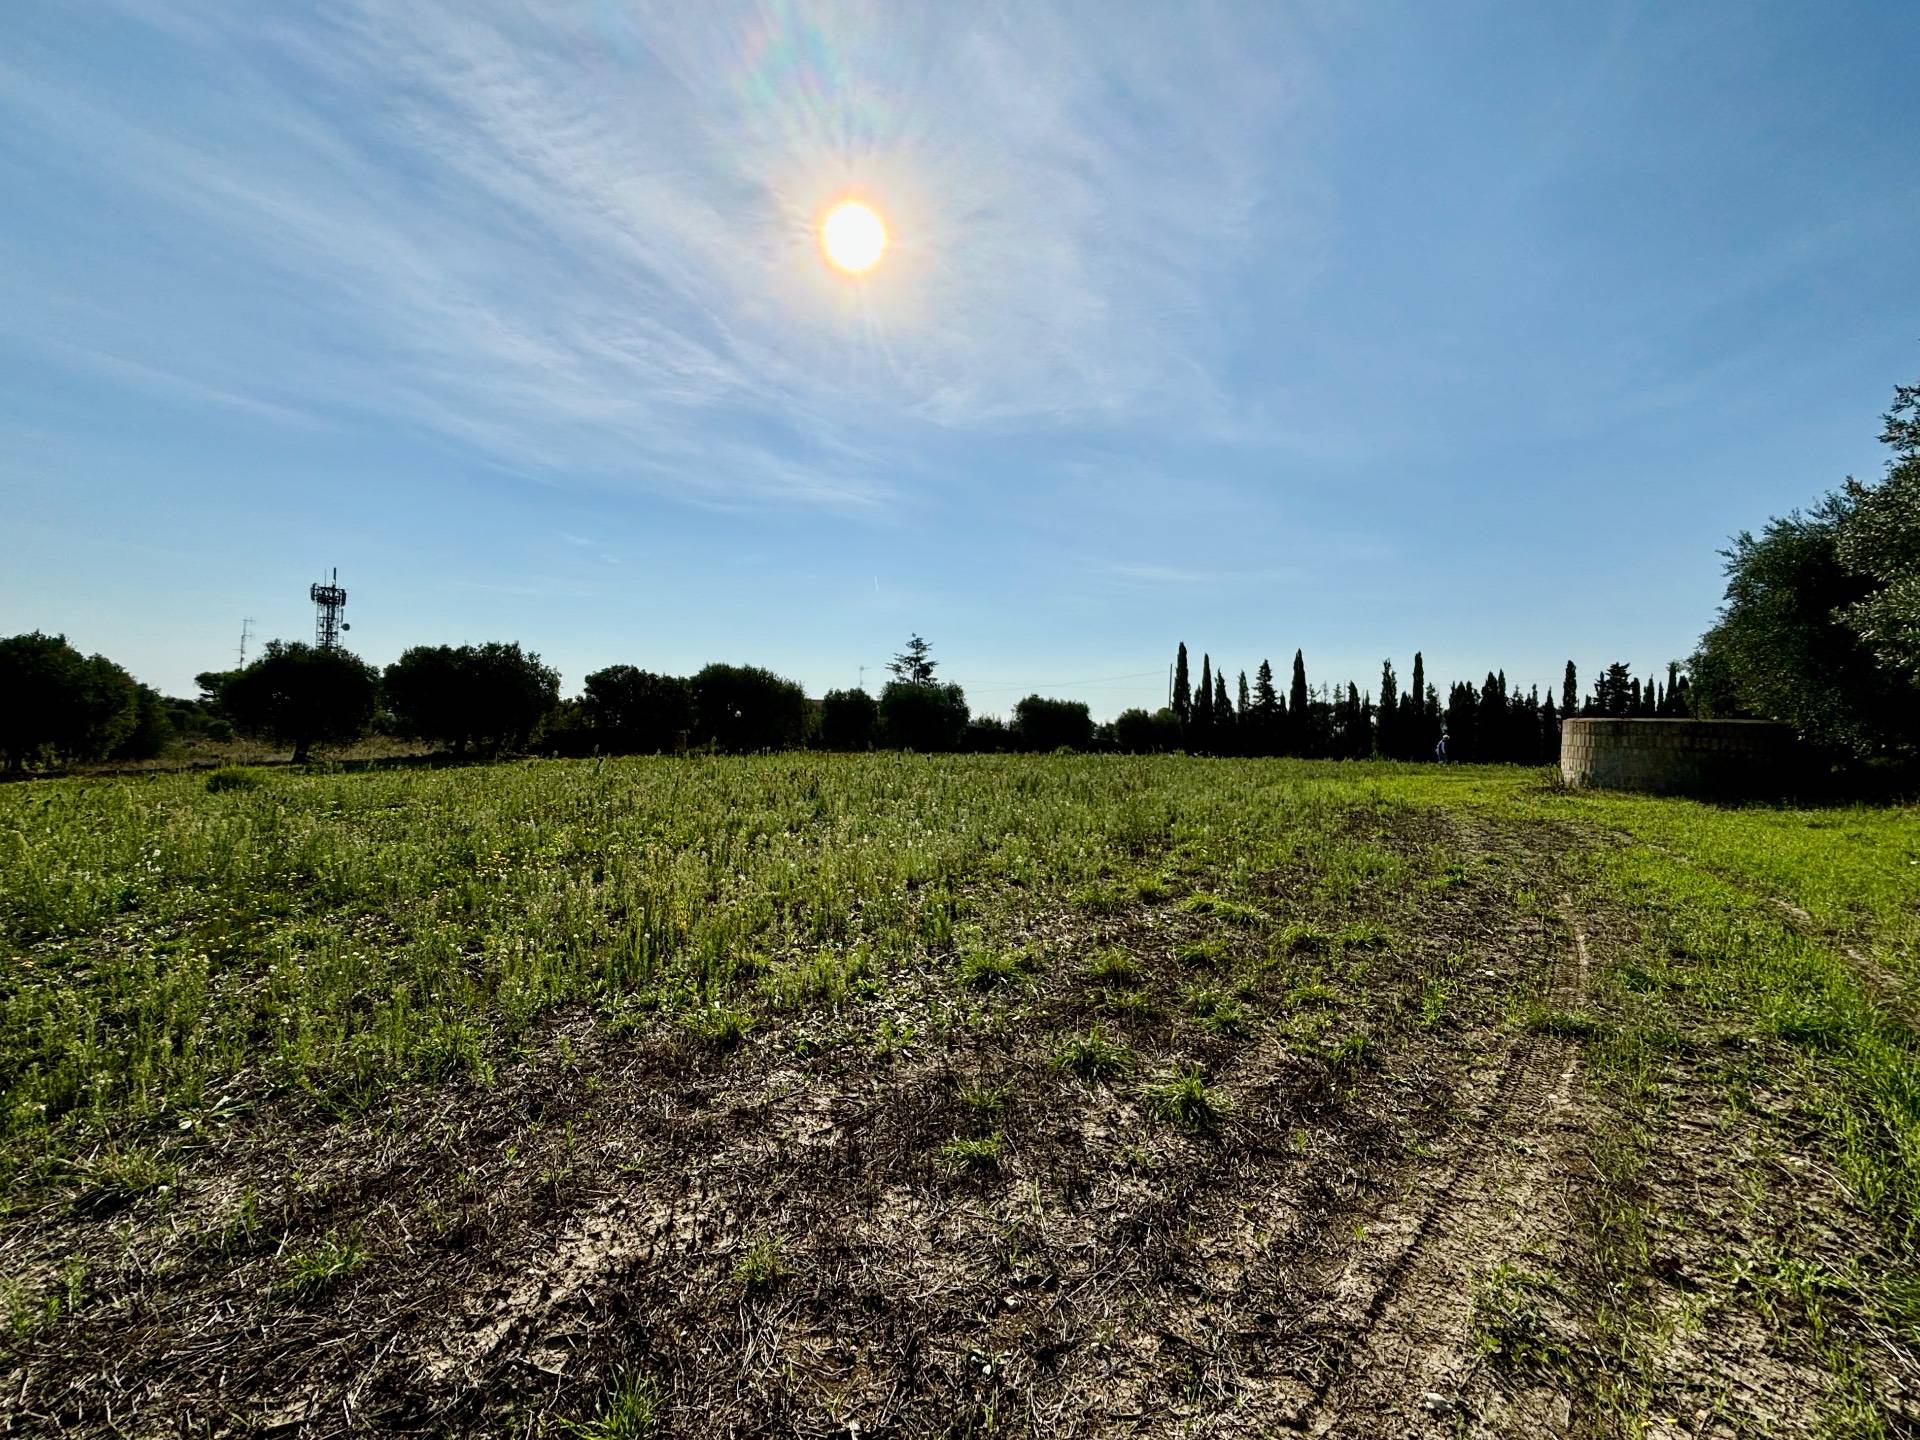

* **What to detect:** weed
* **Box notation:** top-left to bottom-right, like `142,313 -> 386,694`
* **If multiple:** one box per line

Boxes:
1180,984 -> 1251,1036
1471,1262 -> 1573,1376
1097,986 -> 1154,1017
939,1133 -> 1004,1172
1178,894 -> 1268,927
955,945 -> 1041,992
1275,923 -> 1334,956
1520,1004 -> 1603,1039
959,1083 -> 1006,1116
280,1231 -> 369,1296
731,1236 -> 787,1291
559,1377 -> 660,1439
71,1146 -> 176,1214
1146,1066 -> 1227,1130
679,1003 -> 754,1049
1081,947 -> 1142,987
1051,1024 -> 1134,1080
1174,937 -> 1231,967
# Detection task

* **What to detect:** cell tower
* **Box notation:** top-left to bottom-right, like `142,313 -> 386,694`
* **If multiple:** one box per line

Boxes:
310,569 -> 349,650
237,617 -> 254,667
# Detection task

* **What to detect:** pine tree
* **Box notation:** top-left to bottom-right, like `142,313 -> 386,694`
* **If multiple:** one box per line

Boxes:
1593,662 -> 1633,717
1173,643 -> 1191,727
1512,685 -> 1537,763
1562,661 -> 1578,719
888,634 -> 937,684
1481,671 -> 1505,761
1251,659 -> 1279,756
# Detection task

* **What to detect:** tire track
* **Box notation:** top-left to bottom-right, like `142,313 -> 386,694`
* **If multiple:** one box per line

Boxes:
1277,894 -> 1592,1436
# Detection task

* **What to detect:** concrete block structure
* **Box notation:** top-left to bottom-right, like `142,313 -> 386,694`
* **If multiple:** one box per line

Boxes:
1559,718 -> 1800,798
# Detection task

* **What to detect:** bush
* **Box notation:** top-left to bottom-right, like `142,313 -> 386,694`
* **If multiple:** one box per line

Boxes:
818,688 -> 879,750
1113,706 -> 1182,754
1012,695 -> 1094,752
879,681 -> 969,751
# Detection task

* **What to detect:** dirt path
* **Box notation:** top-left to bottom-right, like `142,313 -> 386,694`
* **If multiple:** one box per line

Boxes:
1270,894 -> 1593,1437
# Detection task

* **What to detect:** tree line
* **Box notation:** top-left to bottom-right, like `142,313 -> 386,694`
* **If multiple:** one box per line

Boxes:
1,621 -> 1679,772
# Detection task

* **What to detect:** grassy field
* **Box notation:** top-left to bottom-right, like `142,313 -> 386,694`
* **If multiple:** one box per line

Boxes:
1,755 -> 1916,1436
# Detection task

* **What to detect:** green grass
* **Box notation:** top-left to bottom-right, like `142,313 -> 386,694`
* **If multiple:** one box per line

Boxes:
1050,1024 -> 1135,1080
280,1230 -> 370,1296
938,1133 -> 1003,1172
730,1236 -> 787,1291
1146,1065 -> 1228,1130
954,944 -> 1042,992
2,754 -> 1917,1427
1080,946 -> 1142,987
559,1378 -> 660,1439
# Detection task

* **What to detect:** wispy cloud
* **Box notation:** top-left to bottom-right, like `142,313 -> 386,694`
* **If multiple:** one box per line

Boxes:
0,1 -> 1304,510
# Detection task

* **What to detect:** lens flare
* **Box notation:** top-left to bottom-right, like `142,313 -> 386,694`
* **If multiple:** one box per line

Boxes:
820,199 -> 888,274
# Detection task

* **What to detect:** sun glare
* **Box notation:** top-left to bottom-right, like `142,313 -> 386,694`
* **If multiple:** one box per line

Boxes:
820,199 -> 888,275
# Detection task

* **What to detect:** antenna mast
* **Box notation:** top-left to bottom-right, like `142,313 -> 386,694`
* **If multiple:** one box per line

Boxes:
237,617 -> 254,667
310,568 -> 349,650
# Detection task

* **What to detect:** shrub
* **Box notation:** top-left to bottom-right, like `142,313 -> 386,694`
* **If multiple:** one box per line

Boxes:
818,688 -> 879,750
879,680 -> 969,751
1012,695 -> 1094,752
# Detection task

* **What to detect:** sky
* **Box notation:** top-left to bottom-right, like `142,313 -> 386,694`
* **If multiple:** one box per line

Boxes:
3,1 -> 1917,719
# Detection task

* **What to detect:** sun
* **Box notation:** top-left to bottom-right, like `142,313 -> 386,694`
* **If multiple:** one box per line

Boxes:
820,199 -> 888,275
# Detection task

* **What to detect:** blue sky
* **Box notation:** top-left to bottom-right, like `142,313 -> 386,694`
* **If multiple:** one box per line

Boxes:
3,1 -> 1916,718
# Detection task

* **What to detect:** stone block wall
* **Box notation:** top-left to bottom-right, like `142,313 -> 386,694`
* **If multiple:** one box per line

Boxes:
1559,718 -> 1799,798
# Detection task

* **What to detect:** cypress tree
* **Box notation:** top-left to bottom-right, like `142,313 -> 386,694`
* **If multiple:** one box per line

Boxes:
1194,654 -> 1215,750
1288,650 -> 1308,753
1410,652 -> 1427,759
1215,671 -> 1233,749
1377,660 -> 1399,758
1173,643 -> 1192,728
1561,661 -> 1578,719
